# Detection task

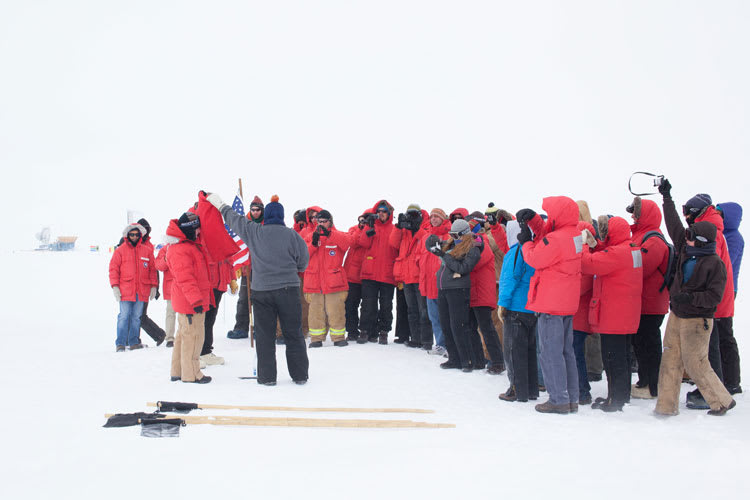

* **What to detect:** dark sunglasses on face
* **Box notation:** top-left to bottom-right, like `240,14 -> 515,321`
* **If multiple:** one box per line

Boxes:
250,208 -> 262,212
317,219 -> 330,224
450,214 -> 463,222
377,209 -> 388,214
128,232 -> 140,238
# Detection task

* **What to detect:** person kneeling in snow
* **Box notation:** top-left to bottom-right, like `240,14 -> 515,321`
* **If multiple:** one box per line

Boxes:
165,212 -> 212,384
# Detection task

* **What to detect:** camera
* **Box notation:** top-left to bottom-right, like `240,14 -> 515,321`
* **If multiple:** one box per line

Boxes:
364,213 -> 378,227
485,213 -> 497,225
653,175 -> 665,187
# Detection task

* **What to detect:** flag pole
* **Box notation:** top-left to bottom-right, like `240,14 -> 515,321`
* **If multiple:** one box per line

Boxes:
238,178 -> 254,350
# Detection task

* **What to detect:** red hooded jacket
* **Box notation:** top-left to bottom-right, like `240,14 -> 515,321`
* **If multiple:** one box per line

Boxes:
470,234 -> 498,308
343,210 -> 371,285
155,245 -> 174,301
573,221 -> 596,333
418,219 -> 451,299
490,223 -> 510,255
389,225 -> 427,285
581,217 -> 643,334
299,206 -> 323,241
109,224 -> 158,302
522,196 -> 583,315
696,206 -> 735,318
358,200 -> 397,285
630,199 -> 670,316
304,225 -> 351,294
165,219 -> 212,314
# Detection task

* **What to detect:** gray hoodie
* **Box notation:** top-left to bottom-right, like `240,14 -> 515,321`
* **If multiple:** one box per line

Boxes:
221,206 -> 309,291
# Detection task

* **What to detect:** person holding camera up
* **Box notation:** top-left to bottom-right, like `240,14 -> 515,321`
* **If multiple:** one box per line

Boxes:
390,204 -> 433,349
418,209 -> 452,355
516,197 -> 583,414
303,209 -> 351,347
357,200 -> 398,344
343,209 -> 373,342
654,179 -> 735,416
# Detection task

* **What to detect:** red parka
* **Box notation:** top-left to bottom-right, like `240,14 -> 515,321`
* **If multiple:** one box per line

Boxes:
155,245 -> 174,301
418,219 -> 451,299
109,224 -> 158,302
490,223 -> 510,255
207,258 -> 233,291
630,199 -> 670,315
573,221 -> 596,333
581,217 -> 643,334
390,225 -> 427,285
522,196 -> 583,316
696,206 -> 735,318
304,226 -> 351,294
165,219 -> 212,314
358,200 -> 397,285
450,207 -> 469,221
470,234 -> 499,308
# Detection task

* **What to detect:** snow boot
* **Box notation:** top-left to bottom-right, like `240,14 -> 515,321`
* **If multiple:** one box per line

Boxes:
116,345 -> 126,352
170,376 -> 180,382
185,376 -> 212,384
166,340 -> 174,348
227,329 -> 249,339
707,399 -> 736,416
487,364 -> 505,375
440,360 -> 461,370
308,341 -> 323,348
394,337 -> 407,344
333,340 -> 348,347
357,331 -> 369,344
534,400 -> 570,414
293,379 -> 308,385
378,332 -> 388,345
631,384 -> 655,400
200,352 -> 225,365
726,385 -> 743,395
686,389 -> 710,410
569,402 -> 579,413
406,340 -> 420,348
498,387 -> 516,402
129,343 -> 144,350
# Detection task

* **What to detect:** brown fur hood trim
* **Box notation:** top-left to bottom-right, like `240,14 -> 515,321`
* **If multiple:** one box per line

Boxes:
597,215 -> 610,241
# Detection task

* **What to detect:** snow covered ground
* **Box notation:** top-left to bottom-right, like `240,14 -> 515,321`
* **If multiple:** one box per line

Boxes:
3,249 -> 749,499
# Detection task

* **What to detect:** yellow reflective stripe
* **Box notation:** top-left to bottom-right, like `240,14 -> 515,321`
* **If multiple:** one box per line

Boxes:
308,328 -> 326,335
329,328 -> 346,335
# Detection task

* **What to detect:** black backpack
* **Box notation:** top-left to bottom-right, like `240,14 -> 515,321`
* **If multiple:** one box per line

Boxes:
641,231 -> 675,292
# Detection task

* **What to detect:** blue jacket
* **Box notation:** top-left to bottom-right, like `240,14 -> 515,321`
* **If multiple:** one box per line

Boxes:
718,202 -> 744,292
498,243 -> 535,313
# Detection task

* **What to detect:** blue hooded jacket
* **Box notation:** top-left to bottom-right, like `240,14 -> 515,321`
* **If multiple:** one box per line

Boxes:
718,202 -> 743,291
498,221 -> 535,313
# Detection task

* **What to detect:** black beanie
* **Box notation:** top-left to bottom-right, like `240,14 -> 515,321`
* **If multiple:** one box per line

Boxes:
178,212 -> 200,241
316,209 -> 332,221
684,193 -> 712,218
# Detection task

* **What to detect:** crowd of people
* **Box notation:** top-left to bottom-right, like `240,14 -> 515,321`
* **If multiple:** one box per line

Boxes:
108,180 -> 743,416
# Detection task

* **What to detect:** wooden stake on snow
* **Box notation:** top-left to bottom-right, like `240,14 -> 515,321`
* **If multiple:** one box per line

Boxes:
147,401 -> 435,414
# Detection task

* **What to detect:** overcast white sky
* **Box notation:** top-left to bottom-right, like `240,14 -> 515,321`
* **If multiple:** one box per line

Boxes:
2,1 -> 748,248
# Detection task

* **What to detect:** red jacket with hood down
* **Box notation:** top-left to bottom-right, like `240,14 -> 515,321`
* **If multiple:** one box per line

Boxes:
155,245 -> 174,301
304,225 -> 351,294
522,196 -> 583,315
165,219 -> 212,314
358,200 -> 397,285
582,217 -> 643,334
696,206 -> 735,318
418,218 -> 451,299
630,199 -> 670,315
389,224 -> 427,285
470,234 -> 499,308
109,223 -> 158,302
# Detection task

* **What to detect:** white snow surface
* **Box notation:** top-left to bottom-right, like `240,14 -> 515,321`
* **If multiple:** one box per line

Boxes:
3,250 -> 750,499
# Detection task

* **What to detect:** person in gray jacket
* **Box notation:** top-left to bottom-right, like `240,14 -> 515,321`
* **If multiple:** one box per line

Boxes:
425,219 -> 483,372
207,193 -> 310,386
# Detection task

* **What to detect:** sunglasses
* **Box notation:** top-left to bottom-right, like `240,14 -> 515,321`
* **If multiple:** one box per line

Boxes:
682,205 -> 701,217
250,207 -> 262,212
127,232 -> 140,238
377,209 -> 388,214
317,219 -> 330,224
450,214 -> 463,221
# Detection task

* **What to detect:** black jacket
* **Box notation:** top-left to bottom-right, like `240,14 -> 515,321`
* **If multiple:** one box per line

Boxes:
432,236 -> 483,291
664,198 -> 727,318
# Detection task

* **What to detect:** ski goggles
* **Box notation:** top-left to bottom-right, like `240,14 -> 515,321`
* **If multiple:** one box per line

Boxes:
685,227 -> 709,243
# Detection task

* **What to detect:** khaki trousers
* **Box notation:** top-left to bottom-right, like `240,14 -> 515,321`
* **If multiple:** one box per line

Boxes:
165,300 -> 176,341
305,291 -> 348,341
171,312 -> 206,382
655,312 -> 733,415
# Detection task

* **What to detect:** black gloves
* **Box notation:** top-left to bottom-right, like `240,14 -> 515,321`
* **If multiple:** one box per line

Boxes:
395,213 -> 406,229
515,208 -> 537,225
312,231 -> 320,247
367,216 -> 376,228
517,224 -> 532,245
658,178 -> 672,198
673,292 -> 692,305
366,228 -> 376,237
425,235 -> 445,256
194,305 -> 204,313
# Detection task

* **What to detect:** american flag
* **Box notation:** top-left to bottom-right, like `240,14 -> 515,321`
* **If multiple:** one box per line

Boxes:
226,191 -> 249,270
